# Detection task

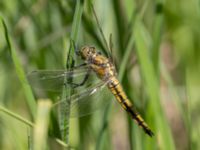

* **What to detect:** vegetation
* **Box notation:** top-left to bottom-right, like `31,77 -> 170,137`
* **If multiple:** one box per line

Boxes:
0,0 -> 200,149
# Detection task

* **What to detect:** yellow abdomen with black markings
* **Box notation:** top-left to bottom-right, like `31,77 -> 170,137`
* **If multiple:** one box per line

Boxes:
107,77 -> 154,137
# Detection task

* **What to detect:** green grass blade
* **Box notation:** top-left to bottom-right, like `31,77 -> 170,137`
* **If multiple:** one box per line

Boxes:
60,0 -> 84,144
0,105 -> 34,127
186,67 -> 200,150
70,0 -> 84,43
151,1 -> 164,74
134,19 -> 175,150
1,17 -> 36,119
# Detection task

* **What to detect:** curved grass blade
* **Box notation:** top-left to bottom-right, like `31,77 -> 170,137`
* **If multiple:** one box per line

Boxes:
1,17 -> 36,119
0,105 -> 34,127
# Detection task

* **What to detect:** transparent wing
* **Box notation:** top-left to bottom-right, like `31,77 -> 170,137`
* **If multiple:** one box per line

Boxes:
52,80 -> 112,118
27,65 -> 90,92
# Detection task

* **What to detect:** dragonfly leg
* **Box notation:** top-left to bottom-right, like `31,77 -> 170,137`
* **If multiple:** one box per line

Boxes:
64,70 -> 90,88
73,63 -> 88,69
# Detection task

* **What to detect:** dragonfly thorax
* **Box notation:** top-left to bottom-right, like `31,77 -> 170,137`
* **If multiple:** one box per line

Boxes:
79,46 -> 117,81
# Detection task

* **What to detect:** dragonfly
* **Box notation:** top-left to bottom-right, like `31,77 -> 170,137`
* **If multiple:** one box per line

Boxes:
28,46 -> 154,137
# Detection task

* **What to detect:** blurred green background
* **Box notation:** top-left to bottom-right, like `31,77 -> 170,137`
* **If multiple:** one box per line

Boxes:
0,0 -> 200,150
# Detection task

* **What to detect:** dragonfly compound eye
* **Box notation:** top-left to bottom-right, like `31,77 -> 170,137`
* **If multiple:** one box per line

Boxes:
80,46 -> 91,59
79,46 -> 97,60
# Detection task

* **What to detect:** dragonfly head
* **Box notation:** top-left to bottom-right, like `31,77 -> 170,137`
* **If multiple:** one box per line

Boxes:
79,46 -> 97,60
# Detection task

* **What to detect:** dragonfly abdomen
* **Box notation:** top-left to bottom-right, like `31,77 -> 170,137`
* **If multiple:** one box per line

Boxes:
107,77 -> 154,137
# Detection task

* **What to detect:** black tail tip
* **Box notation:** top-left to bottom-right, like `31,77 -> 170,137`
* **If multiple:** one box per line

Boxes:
145,129 -> 154,137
